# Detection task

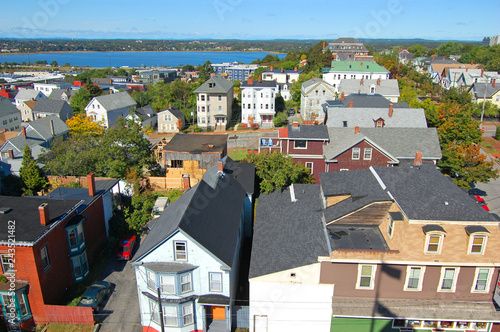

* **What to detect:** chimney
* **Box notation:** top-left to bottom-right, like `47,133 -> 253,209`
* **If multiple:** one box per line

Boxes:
210,72 -> 216,78
360,78 -> 364,85
270,66 -> 273,71
87,173 -> 96,196
414,151 -> 423,166
312,76 -> 315,82
8,149 -> 14,159
248,78 -> 253,85
481,69 -> 484,77
258,76 -> 261,83
294,67 -> 297,72
49,119 -> 55,137
182,174 -> 191,191
293,120 -> 299,128
218,159 -> 224,173
168,104 -> 172,109
354,126 -> 360,134
360,62 -> 363,67
466,68 -> 468,72
21,126 -> 26,137
377,78 -> 381,85
493,79 -> 496,88
443,56 -> 445,60
281,67 -> 284,73
389,104 -> 394,117
432,55 -> 435,61
341,92 -> 345,101
39,203 -> 49,226
323,41 -> 326,49
349,101 -> 353,108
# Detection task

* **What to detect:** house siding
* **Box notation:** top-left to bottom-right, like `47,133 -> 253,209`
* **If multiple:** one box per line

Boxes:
327,140 -> 392,172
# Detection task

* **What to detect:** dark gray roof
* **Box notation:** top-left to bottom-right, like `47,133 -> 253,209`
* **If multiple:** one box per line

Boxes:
158,106 -> 184,120
194,75 -> 234,94
330,37 -> 363,44
301,77 -> 332,90
327,225 -> 388,251
0,99 -> 19,116
32,99 -> 73,115
142,262 -> 197,273
374,166 -> 496,222
339,79 -> 400,97
0,196 -> 80,243
135,105 -> 156,118
465,225 -> 490,234
241,80 -> 277,88
287,124 -> 329,140
133,170 -> 246,267
325,94 -> 408,108
223,157 -> 255,195
325,106 -> 427,128
48,89 -> 75,100
422,224 -> 446,234
28,115 -> 69,140
198,294 -> 230,305
389,211 -> 404,221
471,82 -> 500,98
164,134 -> 227,154
249,184 -> 330,278
92,92 -> 136,111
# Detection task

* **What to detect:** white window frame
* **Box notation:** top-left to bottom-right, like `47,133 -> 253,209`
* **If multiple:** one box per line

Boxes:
0,254 -> 14,273
404,266 -> 425,291
468,235 -> 487,255
160,275 -> 176,294
180,273 -> 192,293
471,267 -> 492,293
163,305 -> 178,327
305,162 -> 313,174
438,267 -> 460,292
150,300 -> 159,324
209,272 -> 223,292
425,234 -> 443,254
174,241 -> 187,261
352,148 -> 360,160
182,302 -> 194,326
294,140 -> 307,149
387,217 -> 394,239
147,270 -> 156,290
363,148 -> 372,160
356,264 -> 377,290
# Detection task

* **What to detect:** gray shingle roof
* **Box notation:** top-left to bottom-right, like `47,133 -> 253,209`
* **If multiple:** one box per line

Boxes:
194,75 -> 234,94
325,94 -> 409,109
338,79 -> 400,97
158,107 -> 184,121
48,89 -> 74,100
135,105 -> 156,118
133,167 -> 246,267
325,107 -> 427,128
91,92 -> 136,111
0,99 -> 20,117
241,80 -> 277,88
32,99 -> 73,115
14,89 -> 42,101
287,124 -> 330,140
471,82 -> 500,98
163,134 -> 227,154
301,77 -> 334,91
324,127 -> 442,161
249,184 -> 330,278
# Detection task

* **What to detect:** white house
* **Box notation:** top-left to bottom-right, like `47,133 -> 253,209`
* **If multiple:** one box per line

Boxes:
157,106 -> 185,134
300,77 -> 336,122
125,104 -> 157,129
322,61 -> 389,91
262,66 -> 302,84
33,82 -> 72,97
85,91 -> 136,128
241,78 -> 278,128
14,88 -> 45,108
131,159 -> 254,332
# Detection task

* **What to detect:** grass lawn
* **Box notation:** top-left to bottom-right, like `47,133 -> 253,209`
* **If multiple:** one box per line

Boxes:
36,323 -> 94,332
229,149 -> 249,161
481,138 -> 500,154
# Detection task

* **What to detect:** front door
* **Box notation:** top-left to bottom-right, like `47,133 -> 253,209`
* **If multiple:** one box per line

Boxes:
212,306 -> 225,320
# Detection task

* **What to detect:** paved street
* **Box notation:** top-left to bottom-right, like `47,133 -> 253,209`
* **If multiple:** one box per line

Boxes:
472,160 -> 500,218
98,255 -> 142,332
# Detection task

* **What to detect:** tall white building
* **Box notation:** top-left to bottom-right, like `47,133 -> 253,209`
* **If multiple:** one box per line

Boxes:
241,78 -> 277,129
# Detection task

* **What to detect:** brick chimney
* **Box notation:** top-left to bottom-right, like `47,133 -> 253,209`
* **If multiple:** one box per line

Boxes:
360,78 -> 364,85
323,41 -> 326,49
294,67 -> 297,72
259,76 -> 261,83
471,60 -> 474,65
377,78 -> 381,85
248,78 -> 253,85
432,55 -> 435,61
360,62 -> 363,67
349,101 -> 353,108
218,159 -> 224,173
281,67 -> 284,73
442,56 -> 445,60
39,203 -> 50,226
8,149 -> 14,159
87,173 -> 96,196
270,66 -> 273,71
354,126 -> 360,134
21,126 -> 26,137
341,93 -> 345,102
182,174 -> 190,191
481,69 -> 484,77
389,104 -> 394,117
414,151 -> 423,166
312,76 -> 315,82
210,72 -> 216,78
293,120 -> 299,128
493,79 -> 496,88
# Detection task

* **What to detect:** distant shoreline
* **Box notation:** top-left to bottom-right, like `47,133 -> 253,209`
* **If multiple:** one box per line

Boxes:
0,50 -> 287,56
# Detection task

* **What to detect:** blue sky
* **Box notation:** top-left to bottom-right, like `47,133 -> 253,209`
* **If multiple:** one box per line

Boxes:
1,0 -> 498,41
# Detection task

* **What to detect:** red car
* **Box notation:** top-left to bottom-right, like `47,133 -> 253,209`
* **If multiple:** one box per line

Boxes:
474,195 -> 490,212
116,235 -> 137,260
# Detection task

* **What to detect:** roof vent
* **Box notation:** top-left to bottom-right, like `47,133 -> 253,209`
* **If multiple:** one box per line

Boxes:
444,201 -> 449,206
0,207 -> 12,214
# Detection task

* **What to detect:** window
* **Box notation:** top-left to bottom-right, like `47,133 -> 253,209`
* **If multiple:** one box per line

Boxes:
147,270 -> 156,290
164,114 -> 171,121
425,234 -> 443,253
376,120 -> 384,127
170,160 -> 183,168
323,90 -> 326,96
404,266 -> 425,291
294,140 -> 307,149
182,303 -> 194,325
305,162 -> 313,174
357,265 -> 376,289
209,272 -> 222,292
469,235 -> 487,254
218,105 -> 222,113
163,306 -> 178,327
180,273 -> 192,293
174,241 -> 187,261
472,268 -> 492,292
1,255 -> 14,273
218,94 -> 222,101
67,223 -> 85,248
352,148 -> 360,160
438,267 -> 459,292
387,217 -> 394,238
160,275 -> 175,294
150,300 -> 159,323
363,148 -> 372,160
40,246 -> 50,270
18,294 -> 28,317
201,95 -> 205,101
343,121 -> 348,127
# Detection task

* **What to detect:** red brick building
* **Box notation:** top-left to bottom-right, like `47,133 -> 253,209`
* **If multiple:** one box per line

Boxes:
0,174 -> 109,330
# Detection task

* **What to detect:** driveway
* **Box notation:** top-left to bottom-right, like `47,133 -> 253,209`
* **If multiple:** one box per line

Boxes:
470,146 -> 500,218
98,255 -> 142,332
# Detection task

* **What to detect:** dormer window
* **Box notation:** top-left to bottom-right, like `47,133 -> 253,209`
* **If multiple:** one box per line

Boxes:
375,118 -> 385,128
208,83 -> 215,88
465,226 -> 490,255
423,225 -> 446,254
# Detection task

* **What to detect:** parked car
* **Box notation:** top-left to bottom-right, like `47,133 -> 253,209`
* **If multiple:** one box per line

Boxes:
77,281 -> 112,312
288,108 -> 295,116
116,235 -> 137,260
474,195 -> 490,212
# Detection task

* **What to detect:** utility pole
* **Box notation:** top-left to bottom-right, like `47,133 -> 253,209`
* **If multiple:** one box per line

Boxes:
157,287 -> 165,332
480,81 -> 488,127
191,110 -> 195,133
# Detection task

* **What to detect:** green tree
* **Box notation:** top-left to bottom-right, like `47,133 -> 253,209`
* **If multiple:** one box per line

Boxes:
242,151 -> 314,193
124,191 -> 157,232
408,44 -> 427,57
70,84 -> 103,114
197,60 -> 213,82
20,145 -> 48,196
273,111 -> 288,127
50,60 -> 58,67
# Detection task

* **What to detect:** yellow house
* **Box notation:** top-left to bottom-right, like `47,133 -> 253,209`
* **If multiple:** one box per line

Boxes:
470,80 -> 500,107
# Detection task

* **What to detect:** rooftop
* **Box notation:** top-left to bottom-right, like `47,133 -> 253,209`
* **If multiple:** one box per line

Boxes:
324,106 -> 427,128
322,61 -> 389,74
193,75 -> 234,94
163,133 -> 227,154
